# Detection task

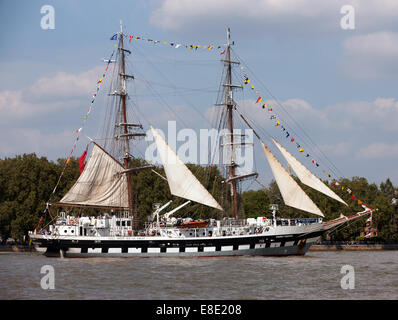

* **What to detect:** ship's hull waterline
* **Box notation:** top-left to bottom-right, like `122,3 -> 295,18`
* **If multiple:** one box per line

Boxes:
31,232 -> 322,258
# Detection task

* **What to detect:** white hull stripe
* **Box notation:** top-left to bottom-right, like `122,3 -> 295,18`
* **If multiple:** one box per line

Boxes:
39,235 -> 322,255
60,242 -> 308,255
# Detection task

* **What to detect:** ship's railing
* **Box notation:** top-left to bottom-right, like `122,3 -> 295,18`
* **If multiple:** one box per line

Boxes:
272,218 -> 322,226
219,219 -> 247,227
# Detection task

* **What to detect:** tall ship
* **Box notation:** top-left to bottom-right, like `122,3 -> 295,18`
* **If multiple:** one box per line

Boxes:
29,24 -> 374,257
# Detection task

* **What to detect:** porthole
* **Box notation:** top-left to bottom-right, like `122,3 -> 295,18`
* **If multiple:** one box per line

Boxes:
64,230 -> 67,233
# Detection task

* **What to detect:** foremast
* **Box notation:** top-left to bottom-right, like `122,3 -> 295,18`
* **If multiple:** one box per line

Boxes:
118,23 -> 134,217
114,21 -> 147,220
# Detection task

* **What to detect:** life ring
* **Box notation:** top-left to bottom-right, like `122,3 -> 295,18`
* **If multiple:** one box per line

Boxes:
69,218 -> 76,226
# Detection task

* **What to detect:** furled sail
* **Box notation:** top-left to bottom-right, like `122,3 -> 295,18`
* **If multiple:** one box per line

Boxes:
151,126 -> 223,211
59,143 -> 129,208
272,138 -> 348,206
261,141 -> 324,217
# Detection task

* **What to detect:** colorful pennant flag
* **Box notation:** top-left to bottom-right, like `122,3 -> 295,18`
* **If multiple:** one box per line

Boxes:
78,145 -> 88,174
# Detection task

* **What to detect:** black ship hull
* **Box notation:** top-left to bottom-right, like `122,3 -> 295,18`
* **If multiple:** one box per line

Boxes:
31,230 -> 324,257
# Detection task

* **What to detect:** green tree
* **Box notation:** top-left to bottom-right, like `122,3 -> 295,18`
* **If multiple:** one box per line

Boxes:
0,154 -> 79,242
0,152 -> 396,243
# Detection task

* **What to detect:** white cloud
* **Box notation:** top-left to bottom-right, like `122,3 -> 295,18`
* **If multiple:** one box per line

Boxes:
24,66 -> 103,103
150,0 -> 398,36
320,141 -> 351,157
233,95 -> 398,182
358,142 -> 398,159
0,128 -> 75,159
0,66 -> 103,123
323,98 -> 398,132
0,65 -> 109,160
341,31 -> 398,79
235,96 -> 398,155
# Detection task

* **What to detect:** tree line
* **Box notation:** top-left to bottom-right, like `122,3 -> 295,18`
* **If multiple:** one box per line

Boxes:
0,153 -> 397,243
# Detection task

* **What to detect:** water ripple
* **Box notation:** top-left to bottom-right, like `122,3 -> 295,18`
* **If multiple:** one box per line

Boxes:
0,251 -> 397,299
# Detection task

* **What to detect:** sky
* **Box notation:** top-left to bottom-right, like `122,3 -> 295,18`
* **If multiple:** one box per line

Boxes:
0,0 -> 398,190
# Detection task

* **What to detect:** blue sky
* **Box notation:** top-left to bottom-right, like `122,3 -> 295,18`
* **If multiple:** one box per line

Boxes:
1,0 -> 398,189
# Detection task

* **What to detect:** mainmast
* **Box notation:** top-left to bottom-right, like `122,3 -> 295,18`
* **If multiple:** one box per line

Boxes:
224,28 -> 240,219
221,27 -> 257,219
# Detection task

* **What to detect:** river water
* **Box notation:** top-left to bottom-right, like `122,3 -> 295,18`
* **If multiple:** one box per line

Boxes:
0,251 -> 397,300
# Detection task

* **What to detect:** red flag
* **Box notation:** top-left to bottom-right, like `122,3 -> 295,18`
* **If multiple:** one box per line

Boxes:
78,146 -> 88,174
35,216 -> 43,231
220,49 -> 226,55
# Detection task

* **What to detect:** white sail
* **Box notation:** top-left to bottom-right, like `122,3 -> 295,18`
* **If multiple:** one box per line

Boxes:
261,141 -> 324,217
59,143 -> 129,208
151,126 -> 223,211
272,138 -> 348,206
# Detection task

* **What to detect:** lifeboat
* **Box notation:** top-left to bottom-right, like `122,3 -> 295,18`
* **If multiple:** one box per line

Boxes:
177,219 -> 209,229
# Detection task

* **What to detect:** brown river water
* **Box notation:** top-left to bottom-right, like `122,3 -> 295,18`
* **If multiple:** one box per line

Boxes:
0,251 -> 397,300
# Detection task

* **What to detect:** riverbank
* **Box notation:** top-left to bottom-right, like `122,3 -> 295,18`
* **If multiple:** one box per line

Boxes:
0,245 -> 35,252
309,243 -> 398,251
